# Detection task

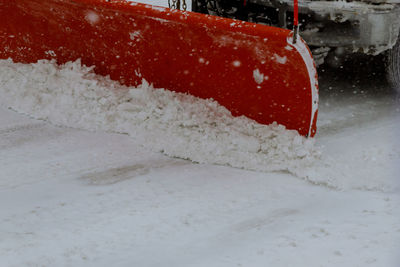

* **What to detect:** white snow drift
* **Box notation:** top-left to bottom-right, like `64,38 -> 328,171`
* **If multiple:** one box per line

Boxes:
0,59 -> 318,170
0,59 -> 398,191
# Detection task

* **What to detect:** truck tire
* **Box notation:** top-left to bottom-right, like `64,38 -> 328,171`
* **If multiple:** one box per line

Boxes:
386,34 -> 400,92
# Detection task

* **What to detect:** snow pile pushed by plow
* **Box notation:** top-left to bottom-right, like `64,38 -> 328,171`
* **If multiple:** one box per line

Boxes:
0,59 -> 319,176
1,59 -> 398,191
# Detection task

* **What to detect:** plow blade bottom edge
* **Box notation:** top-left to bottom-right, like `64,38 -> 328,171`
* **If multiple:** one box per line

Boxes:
0,0 -> 318,137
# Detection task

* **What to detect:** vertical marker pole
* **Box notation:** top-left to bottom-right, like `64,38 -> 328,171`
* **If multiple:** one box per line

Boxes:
293,0 -> 298,44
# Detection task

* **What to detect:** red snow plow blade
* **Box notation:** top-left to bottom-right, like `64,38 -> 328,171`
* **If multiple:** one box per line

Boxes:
0,0 -> 318,137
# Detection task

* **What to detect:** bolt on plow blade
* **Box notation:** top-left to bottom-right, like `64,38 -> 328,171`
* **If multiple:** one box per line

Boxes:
0,0 -> 318,137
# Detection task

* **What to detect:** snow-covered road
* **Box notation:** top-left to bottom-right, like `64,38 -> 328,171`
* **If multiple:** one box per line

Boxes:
1,58 -> 400,266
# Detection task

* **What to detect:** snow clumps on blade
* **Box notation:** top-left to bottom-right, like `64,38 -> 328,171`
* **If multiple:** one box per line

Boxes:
273,53 -> 287,64
253,69 -> 268,84
0,59 -> 320,178
85,11 -> 100,25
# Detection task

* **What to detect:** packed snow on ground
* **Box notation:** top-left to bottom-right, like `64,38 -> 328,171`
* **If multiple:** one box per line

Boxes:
1,59 -> 398,191
0,58 -> 399,267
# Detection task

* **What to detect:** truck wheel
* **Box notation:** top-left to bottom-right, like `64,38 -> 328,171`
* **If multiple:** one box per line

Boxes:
386,34 -> 400,92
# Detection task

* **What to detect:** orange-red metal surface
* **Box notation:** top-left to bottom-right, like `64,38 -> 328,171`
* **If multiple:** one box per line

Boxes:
0,0 -> 318,136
